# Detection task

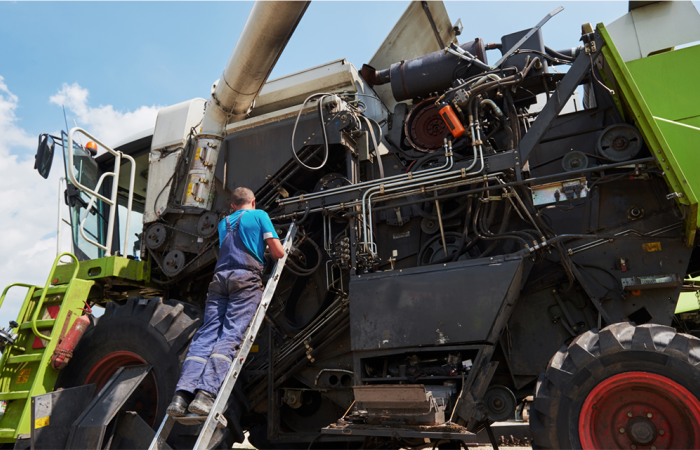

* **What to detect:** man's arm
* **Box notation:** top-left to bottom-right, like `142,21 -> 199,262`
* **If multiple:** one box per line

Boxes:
266,238 -> 285,259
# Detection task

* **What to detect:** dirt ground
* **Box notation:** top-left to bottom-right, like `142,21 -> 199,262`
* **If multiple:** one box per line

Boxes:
232,432 -> 531,449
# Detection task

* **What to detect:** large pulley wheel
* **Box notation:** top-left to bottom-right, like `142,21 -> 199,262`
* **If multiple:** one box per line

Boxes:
197,212 -> 219,238
145,223 -> 168,251
597,124 -> 642,162
162,250 -> 186,277
405,98 -> 448,152
531,322 -> 700,449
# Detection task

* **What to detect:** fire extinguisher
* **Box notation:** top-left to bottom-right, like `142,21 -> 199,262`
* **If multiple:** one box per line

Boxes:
50,302 -> 92,370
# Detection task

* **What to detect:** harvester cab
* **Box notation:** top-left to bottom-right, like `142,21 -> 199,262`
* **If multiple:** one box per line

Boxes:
3,1 -> 700,449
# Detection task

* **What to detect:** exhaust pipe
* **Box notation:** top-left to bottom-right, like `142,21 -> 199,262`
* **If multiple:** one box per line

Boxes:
181,1 -> 310,209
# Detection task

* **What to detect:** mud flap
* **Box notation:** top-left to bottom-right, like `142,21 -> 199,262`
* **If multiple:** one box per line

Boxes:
65,364 -> 152,449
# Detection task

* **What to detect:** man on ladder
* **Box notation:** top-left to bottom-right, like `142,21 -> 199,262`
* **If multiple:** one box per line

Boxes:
166,187 -> 285,417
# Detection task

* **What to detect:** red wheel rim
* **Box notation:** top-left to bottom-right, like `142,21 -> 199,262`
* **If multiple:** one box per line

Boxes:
579,371 -> 700,450
85,351 -> 159,426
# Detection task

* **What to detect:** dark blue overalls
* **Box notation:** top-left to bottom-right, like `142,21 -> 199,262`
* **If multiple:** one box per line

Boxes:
176,211 -> 264,396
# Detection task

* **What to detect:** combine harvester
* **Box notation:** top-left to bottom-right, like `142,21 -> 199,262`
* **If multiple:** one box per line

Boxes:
2,1 -> 700,448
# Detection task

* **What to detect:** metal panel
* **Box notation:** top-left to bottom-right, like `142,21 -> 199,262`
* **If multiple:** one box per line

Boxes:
251,59 -> 362,118
30,385 -> 96,450
66,365 -> 152,450
349,257 -> 524,350
606,1 -> 700,62
111,412 -> 172,450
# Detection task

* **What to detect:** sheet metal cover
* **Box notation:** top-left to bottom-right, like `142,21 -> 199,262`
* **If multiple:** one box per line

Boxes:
354,384 -> 431,410
349,258 -> 523,350
66,364 -> 152,450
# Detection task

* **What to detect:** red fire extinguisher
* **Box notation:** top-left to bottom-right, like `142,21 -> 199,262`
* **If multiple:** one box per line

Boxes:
50,302 -> 92,370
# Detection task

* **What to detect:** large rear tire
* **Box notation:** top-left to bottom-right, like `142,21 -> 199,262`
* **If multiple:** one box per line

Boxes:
55,297 -> 214,448
531,322 -> 700,449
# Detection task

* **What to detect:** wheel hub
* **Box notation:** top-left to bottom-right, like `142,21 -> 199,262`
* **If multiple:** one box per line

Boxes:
579,371 -> 700,450
613,136 -> 629,150
627,417 -> 657,445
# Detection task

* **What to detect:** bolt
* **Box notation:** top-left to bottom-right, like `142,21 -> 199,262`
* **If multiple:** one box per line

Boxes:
620,427 -> 625,434
628,412 -> 633,417
647,413 -> 653,419
650,447 -> 656,450
631,446 -> 636,450
659,430 -> 664,436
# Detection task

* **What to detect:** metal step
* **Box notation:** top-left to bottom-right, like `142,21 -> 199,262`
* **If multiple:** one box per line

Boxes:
148,223 -> 297,450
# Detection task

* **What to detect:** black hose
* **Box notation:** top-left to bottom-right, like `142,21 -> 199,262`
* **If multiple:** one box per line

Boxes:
479,201 -> 513,257
545,45 -> 576,61
451,198 -> 474,262
295,206 -> 310,225
286,234 -> 323,276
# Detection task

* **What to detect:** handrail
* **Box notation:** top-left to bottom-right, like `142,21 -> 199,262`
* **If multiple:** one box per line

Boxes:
67,127 -> 136,257
0,283 -> 43,311
30,253 -> 80,341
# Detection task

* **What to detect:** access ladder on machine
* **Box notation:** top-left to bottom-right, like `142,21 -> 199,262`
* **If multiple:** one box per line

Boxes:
149,222 -> 298,450
0,252 -> 93,443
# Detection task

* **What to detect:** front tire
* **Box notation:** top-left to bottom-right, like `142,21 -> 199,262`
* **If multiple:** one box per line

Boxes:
531,322 -> 700,449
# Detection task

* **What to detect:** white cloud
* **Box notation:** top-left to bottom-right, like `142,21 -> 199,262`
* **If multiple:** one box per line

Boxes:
0,78 -> 158,326
50,82 -> 159,149
0,76 -> 66,326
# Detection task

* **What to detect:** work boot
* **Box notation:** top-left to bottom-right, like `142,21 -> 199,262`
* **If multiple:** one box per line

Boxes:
166,390 -> 193,417
188,390 -> 215,416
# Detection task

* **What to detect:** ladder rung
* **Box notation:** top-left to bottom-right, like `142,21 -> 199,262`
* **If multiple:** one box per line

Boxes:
31,286 -> 68,298
19,319 -> 55,330
7,354 -> 43,364
0,429 -> 16,439
172,414 -> 226,428
0,391 -> 29,400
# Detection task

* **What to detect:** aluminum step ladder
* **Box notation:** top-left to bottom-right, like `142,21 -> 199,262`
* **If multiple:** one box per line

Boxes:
148,222 -> 297,450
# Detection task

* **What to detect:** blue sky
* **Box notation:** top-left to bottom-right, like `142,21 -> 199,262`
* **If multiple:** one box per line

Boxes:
0,1 -> 672,325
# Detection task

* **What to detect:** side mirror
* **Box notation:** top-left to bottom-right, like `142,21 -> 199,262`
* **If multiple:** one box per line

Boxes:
34,134 -> 55,179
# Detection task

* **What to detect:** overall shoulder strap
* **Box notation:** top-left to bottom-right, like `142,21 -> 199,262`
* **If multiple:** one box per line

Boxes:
232,210 -> 247,232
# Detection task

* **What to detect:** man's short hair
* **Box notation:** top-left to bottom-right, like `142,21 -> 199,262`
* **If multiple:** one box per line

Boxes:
231,187 -> 255,207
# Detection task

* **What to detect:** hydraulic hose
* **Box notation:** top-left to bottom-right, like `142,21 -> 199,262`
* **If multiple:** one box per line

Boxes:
479,200 -> 513,257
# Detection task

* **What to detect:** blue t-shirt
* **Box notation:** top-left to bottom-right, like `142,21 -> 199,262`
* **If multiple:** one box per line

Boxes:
218,209 -> 279,264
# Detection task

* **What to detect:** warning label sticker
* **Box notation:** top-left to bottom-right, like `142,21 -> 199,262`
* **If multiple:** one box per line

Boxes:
16,368 -> 31,384
35,416 -> 49,429
642,242 -> 662,252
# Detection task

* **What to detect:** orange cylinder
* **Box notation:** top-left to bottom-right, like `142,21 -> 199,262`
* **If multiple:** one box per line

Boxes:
439,104 -> 465,138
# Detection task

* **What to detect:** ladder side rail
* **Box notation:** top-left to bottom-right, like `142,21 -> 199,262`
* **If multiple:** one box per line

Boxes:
30,253 -> 80,341
67,127 -> 136,257
192,222 -> 298,450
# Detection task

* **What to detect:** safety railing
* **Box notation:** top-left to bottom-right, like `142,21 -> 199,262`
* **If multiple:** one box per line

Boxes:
30,252 -> 80,341
67,127 -> 136,257
0,252 -> 79,342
